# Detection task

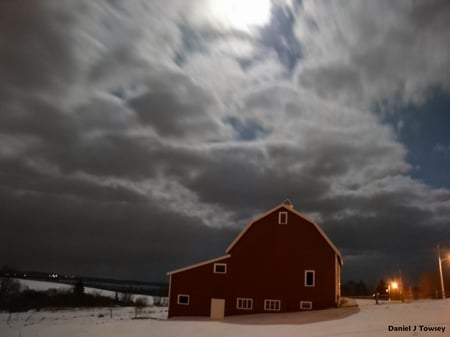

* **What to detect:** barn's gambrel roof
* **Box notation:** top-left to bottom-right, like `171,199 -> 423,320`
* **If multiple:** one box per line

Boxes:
167,201 -> 342,276
226,202 -> 343,266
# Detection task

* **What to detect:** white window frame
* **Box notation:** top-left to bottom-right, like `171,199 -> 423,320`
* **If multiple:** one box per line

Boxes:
177,294 -> 190,305
300,301 -> 312,310
278,211 -> 288,224
236,297 -> 253,310
264,299 -> 281,311
305,270 -> 315,287
213,263 -> 227,274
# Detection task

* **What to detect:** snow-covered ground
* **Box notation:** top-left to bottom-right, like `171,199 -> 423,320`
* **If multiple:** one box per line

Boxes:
16,278 -> 160,305
1,298 -> 449,337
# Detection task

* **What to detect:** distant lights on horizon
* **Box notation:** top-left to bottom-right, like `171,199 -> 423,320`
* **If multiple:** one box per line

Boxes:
48,273 -> 75,279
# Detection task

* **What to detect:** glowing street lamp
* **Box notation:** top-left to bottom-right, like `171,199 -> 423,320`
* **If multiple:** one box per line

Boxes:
437,244 -> 450,299
387,280 -> 400,301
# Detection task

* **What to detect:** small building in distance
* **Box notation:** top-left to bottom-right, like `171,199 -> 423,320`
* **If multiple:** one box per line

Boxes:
167,200 -> 343,319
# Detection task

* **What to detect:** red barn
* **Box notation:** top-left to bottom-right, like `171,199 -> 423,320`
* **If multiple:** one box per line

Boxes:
167,200 -> 343,319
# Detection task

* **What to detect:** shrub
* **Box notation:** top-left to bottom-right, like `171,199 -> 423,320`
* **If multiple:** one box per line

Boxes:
134,297 -> 147,318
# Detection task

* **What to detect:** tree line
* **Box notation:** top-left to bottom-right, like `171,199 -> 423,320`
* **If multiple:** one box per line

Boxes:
342,270 -> 446,299
0,276 -> 151,313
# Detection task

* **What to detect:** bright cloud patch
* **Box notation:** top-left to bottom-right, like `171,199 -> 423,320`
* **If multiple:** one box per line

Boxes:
207,0 -> 271,32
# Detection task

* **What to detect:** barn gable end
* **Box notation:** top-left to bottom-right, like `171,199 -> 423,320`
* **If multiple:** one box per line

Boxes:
225,203 -> 342,266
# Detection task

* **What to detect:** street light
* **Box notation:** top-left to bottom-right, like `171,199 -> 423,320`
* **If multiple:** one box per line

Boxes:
437,244 -> 450,299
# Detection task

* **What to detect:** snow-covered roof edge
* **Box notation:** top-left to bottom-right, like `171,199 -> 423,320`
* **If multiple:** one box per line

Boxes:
166,255 -> 231,276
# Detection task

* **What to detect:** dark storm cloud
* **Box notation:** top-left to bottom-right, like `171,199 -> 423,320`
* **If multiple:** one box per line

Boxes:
185,144 -> 329,212
89,45 -> 145,85
322,189 -> 450,249
128,71 -> 224,140
0,0 -> 227,280
0,186 -> 237,281
298,63 -> 363,107
0,1 -> 84,95
0,96 -> 78,144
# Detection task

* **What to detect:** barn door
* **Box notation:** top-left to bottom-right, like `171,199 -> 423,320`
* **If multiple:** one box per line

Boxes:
210,298 -> 225,320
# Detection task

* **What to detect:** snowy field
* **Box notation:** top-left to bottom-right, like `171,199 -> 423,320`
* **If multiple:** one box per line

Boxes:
1,298 -> 449,337
15,279 -> 159,305
1,280 -> 449,337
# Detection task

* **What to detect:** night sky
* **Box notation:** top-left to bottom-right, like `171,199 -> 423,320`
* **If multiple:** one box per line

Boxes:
1,0 -> 450,287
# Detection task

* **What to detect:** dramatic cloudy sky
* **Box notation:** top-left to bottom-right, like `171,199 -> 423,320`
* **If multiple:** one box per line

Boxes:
1,0 -> 450,285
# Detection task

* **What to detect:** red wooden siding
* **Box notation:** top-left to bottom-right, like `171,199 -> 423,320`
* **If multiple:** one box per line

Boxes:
167,203 -> 342,318
168,257 -> 230,317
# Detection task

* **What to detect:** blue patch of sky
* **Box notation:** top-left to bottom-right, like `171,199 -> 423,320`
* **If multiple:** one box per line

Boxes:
110,87 -> 126,100
381,89 -> 450,189
175,24 -> 210,66
235,54 -> 266,71
224,116 -> 270,141
259,4 -> 303,72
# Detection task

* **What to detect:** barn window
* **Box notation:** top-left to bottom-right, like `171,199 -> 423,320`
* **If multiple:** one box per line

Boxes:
300,301 -> 312,310
305,270 -> 315,287
214,263 -> 227,274
278,211 -> 288,224
264,299 -> 281,311
177,294 -> 190,305
236,297 -> 253,310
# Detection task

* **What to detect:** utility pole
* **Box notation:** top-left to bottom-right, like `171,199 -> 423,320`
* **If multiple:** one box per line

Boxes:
437,244 -> 446,299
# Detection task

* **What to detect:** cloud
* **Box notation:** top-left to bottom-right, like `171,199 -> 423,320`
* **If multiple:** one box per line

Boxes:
0,0 -> 449,284
295,0 -> 450,109
0,1 -> 83,96
433,143 -> 450,156
0,184 -> 238,280
128,68 -> 229,141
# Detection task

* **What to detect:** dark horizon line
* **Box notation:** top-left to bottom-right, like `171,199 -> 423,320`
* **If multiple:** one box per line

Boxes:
1,267 -> 169,288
